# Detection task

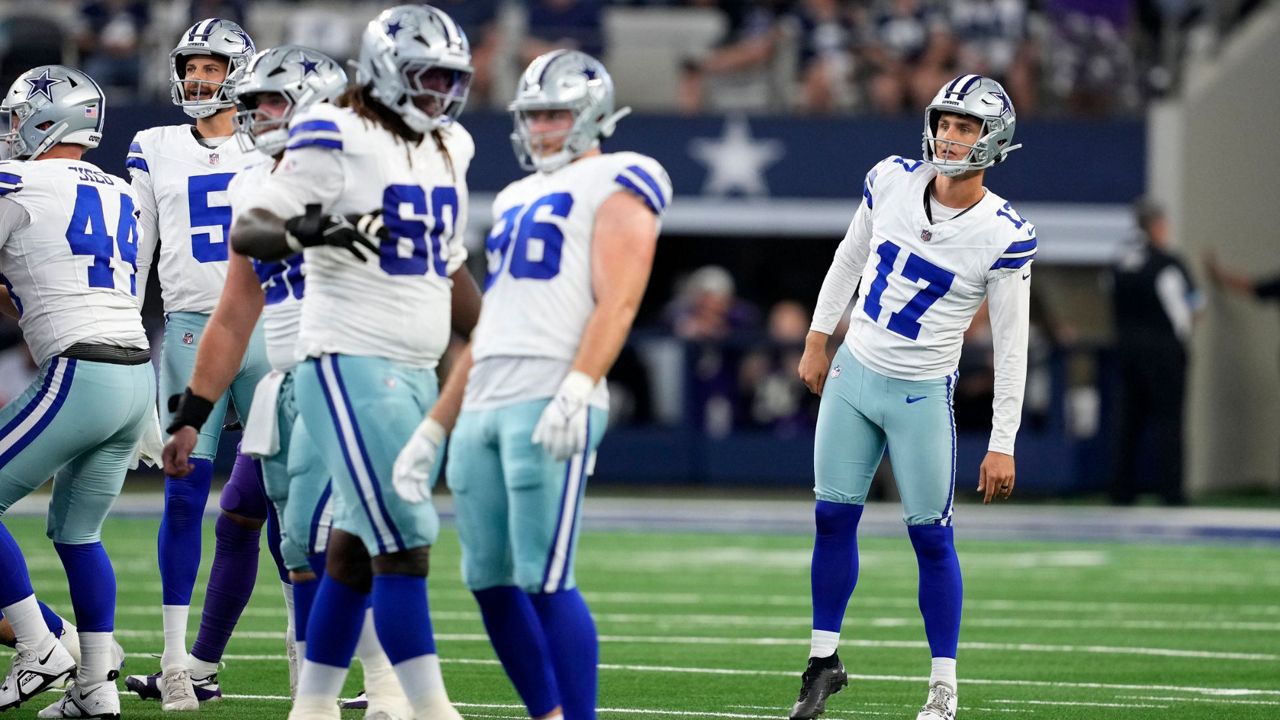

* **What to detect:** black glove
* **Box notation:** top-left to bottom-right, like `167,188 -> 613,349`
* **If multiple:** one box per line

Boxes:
284,204 -> 385,262
167,388 -> 215,435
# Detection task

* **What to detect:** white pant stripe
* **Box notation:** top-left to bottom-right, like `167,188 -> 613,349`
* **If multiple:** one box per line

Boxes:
543,448 -> 586,593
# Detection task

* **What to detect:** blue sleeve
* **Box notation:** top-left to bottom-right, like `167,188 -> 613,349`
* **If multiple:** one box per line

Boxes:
285,118 -> 343,152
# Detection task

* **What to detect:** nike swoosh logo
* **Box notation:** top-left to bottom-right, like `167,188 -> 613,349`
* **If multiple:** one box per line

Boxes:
80,685 -> 100,699
1022,272 -> 1030,280
38,647 -> 55,664
906,395 -> 927,404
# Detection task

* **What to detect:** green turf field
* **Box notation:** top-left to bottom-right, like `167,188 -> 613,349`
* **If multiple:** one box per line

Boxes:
7,514 -> 1279,719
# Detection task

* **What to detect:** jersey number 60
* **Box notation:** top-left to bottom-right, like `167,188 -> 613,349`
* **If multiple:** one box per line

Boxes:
380,184 -> 459,277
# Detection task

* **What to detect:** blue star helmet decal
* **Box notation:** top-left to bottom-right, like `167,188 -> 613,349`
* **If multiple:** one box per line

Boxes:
385,20 -> 404,38
297,55 -> 319,76
24,68 -> 64,102
233,29 -> 254,52
582,67 -> 598,81
991,91 -> 1011,115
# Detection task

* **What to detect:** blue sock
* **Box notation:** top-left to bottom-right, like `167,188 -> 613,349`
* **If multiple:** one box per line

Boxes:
529,589 -> 596,720
54,542 -> 115,632
474,586 -> 560,717
293,576 -> 320,644
39,600 -> 65,638
0,522 -> 34,608
811,500 -> 863,633
158,458 -> 214,605
907,524 -> 962,658
371,574 -> 435,663
304,576 -> 367,668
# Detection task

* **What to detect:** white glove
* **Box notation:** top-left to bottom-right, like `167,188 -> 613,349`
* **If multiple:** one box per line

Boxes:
532,371 -> 595,461
393,416 -> 446,504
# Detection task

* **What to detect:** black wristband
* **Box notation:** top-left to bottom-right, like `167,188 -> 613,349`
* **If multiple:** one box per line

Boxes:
167,388 -> 215,435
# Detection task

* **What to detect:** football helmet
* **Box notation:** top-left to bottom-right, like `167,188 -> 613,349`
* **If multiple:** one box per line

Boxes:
922,74 -> 1021,177
170,18 -> 256,119
0,65 -> 105,161
509,49 -> 631,173
355,4 -> 472,133
232,45 -> 347,155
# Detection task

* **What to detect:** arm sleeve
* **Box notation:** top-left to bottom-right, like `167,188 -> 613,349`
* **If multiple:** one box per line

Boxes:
0,197 -> 32,250
811,198 -> 872,334
127,142 -> 160,306
1155,265 -> 1194,343
985,264 -> 1032,455
242,147 -> 344,219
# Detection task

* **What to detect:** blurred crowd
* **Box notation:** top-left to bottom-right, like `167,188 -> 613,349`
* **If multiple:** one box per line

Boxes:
1,0 -> 1263,115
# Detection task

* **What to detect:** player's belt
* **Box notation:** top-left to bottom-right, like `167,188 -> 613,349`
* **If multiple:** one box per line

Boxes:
60,342 -> 152,366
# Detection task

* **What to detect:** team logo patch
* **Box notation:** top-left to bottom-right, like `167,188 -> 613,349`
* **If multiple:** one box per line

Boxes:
384,377 -> 398,389
209,152 -> 220,165
182,332 -> 195,345
921,229 -> 933,243
830,364 -> 841,379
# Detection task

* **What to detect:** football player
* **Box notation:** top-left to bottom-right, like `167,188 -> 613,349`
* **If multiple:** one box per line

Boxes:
393,50 -> 670,720
230,6 -> 480,719
0,65 -> 156,719
790,75 -> 1033,720
122,18 -> 280,711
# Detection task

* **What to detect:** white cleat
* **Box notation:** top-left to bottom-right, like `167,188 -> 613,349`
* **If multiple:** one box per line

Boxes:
415,700 -> 465,720
916,681 -> 957,720
159,667 -> 199,712
0,638 -> 77,711
37,678 -> 121,719
285,696 -> 340,719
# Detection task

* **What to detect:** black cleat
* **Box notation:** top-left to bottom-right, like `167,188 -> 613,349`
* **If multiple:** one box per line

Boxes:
789,653 -> 848,720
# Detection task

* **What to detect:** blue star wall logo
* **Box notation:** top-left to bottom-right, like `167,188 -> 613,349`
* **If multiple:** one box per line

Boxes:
24,68 -> 64,102
297,55 -> 319,77
688,115 -> 785,197
386,20 -> 405,38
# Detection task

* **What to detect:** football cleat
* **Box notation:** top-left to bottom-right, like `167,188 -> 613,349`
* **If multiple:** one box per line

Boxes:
916,681 -> 957,720
789,653 -> 848,720
125,670 -> 221,704
37,677 -> 121,719
339,690 -> 367,710
0,639 -> 77,711
159,668 -> 199,712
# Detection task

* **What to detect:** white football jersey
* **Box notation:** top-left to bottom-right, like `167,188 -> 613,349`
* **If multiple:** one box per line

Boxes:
229,160 -> 302,372
128,125 -> 266,313
243,104 -> 472,368
0,160 -> 148,365
465,152 -> 671,410
811,155 -> 1035,454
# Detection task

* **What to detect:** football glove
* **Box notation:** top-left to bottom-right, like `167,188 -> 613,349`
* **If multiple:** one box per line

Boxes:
393,416 -> 446,504
284,203 -> 384,262
531,371 -> 595,461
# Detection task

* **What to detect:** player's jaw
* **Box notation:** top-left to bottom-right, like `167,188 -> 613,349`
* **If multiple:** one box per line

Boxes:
521,109 -> 574,157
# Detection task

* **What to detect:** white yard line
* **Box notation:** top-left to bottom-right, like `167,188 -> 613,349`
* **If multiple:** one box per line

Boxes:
992,699 -> 1169,709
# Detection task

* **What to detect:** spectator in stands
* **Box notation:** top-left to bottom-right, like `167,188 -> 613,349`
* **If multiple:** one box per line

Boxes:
678,0 -> 794,113
667,265 -> 760,341
740,299 -> 820,434
435,0 -> 503,107
187,0 -> 246,26
523,0 -> 605,64
858,0 -> 952,114
947,0 -> 1038,115
0,10 -> 68,92
76,1 -> 149,100
1108,198 -> 1202,506
1044,0 -> 1138,115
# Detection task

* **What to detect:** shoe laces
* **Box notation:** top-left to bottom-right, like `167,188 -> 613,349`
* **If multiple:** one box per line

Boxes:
924,683 -> 956,714
163,669 -> 196,700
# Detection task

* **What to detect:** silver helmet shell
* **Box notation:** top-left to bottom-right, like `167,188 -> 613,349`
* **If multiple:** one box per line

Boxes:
170,18 -> 256,119
0,65 -> 105,161
922,74 -> 1022,177
355,5 -> 473,134
232,46 -> 347,156
509,50 -> 631,173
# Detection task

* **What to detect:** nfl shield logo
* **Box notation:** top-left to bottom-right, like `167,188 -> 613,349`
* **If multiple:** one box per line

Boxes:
209,152 -> 220,165
920,229 -> 933,243
182,332 -> 195,345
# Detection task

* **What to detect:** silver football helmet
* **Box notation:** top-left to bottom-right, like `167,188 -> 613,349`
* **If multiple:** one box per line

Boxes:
0,65 -> 105,161
170,18 -> 256,119
922,74 -> 1022,177
509,50 -> 631,173
355,5 -> 472,133
232,46 -> 347,156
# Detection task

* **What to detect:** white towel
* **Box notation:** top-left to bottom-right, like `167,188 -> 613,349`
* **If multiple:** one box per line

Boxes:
241,370 -> 286,458
132,408 -> 164,470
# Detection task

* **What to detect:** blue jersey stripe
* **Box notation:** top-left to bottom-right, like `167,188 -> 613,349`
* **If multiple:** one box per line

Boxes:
288,120 -> 341,137
0,359 -> 76,466
615,175 -> 660,215
626,164 -> 667,209
1004,237 -> 1037,255
0,172 -> 23,184
862,180 -> 873,209
991,253 -> 1035,270
286,138 -> 342,152
125,157 -> 150,173
128,141 -> 142,153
